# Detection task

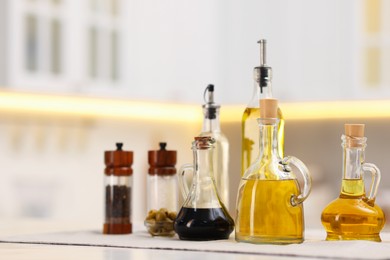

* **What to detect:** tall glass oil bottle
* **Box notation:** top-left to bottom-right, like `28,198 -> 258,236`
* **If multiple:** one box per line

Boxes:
199,84 -> 229,209
236,98 -> 311,244
321,124 -> 385,241
241,39 -> 284,175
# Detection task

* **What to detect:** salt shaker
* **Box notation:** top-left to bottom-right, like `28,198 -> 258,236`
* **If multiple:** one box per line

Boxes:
103,143 -> 133,234
145,142 -> 178,236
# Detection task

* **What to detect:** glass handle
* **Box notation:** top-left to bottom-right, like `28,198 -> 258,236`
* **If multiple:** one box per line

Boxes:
178,163 -> 193,200
282,156 -> 312,206
362,163 -> 381,202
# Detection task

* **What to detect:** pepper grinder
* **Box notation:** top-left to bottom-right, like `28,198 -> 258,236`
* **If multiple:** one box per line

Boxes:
103,143 -> 133,234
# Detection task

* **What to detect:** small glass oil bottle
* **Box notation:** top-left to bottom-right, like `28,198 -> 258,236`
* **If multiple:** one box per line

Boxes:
236,99 -> 311,244
103,143 -> 133,234
241,39 -> 284,176
321,124 -> 385,241
199,84 -> 229,209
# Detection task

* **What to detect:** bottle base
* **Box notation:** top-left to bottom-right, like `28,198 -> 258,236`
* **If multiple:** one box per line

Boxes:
174,207 -> 234,241
178,234 -> 230,241
175,226 -> 233,241
235,234 -> 303,245
326,232 -> 381,242
103,222 -> 132,234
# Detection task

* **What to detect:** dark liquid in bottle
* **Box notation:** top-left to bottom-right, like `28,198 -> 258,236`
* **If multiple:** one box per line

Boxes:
174,207 -> 234,241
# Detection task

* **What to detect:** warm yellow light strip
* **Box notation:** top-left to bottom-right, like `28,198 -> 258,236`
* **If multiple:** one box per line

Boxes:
221,100 -> 390,122
0,91 -> 202,123
0,91 -> 389,122
281,100 -> 390,120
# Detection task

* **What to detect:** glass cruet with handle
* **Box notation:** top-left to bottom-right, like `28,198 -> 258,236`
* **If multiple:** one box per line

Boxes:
236,98 -> 312,244
174,136 -> 234,241
321,124 -> 385,241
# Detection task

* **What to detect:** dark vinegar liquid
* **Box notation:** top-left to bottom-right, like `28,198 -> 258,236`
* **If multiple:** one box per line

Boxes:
174,207 -> 234,241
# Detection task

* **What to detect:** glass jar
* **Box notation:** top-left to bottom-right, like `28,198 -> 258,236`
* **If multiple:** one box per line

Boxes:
103,143 -> 133,234
145,142 -> 178,236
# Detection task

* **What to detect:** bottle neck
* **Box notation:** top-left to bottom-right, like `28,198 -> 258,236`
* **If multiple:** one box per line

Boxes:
340,135 -> 367,197
248,69 -> 273,107
201,107 -> 221,132
193,147 -> 214,179
342,135 -> 367,180
258,119 -> 280,161
187,139 -> 222,209
258,81 -> 273,98
342,147 -> 365,180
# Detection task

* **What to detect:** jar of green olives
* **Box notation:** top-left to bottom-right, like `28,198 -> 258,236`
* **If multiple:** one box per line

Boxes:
145,143 -> 178,236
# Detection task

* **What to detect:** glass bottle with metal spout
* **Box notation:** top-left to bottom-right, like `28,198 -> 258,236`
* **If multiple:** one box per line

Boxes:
321,124 -> 385,241
174,136 -> 234,241
241,39 -> 284,176
199,84 -> 229,210
236,98 -> 311,244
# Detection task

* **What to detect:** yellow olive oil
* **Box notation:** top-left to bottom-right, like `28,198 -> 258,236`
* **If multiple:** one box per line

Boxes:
235,179 -> 303,244
321,179 -> 385,241
241,107 -> 284,175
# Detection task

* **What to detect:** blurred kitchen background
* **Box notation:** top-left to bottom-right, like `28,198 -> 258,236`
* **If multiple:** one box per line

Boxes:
0,0 -> 390,230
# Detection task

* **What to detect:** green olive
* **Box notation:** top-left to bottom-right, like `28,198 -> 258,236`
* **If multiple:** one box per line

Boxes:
155,212 -> 166,221
168,211 -> 177,220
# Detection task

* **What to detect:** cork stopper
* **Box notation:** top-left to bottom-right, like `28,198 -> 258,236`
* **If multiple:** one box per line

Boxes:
344,124 -> 366,148
345,124 -> 365,138
260,98 -> 278,119
193,136 -> 215,150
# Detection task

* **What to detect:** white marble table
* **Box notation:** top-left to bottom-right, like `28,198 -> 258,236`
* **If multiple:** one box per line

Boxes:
1,219 -> 389,260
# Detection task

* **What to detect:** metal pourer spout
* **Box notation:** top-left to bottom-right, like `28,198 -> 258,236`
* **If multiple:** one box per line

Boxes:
205,84 -> 214,104
255,39 -> 273,94
203,84 -> 220,120
258,39 -> 267,66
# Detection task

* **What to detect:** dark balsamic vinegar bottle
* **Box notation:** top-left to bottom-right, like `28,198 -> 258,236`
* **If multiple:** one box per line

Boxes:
103,143 -> 133,234
174,136 -> 234,240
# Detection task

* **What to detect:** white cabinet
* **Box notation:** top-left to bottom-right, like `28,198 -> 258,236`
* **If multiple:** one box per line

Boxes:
0,0 -> 388,104
1,0 -> 125,93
